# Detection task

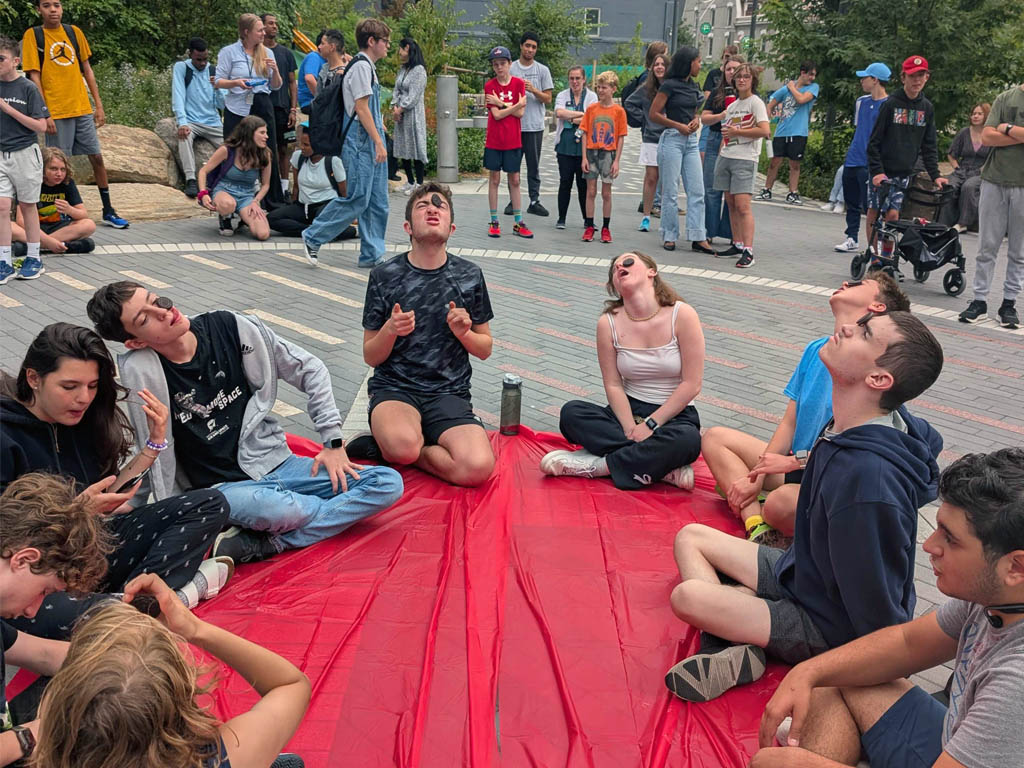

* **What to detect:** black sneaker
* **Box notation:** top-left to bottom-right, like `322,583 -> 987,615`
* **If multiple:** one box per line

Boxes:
555,219 -> 566,230
715,243 -> 742,258
756,188 -> 772,201
785,192 -> 803,205
665,644 -> 766,702
270,754 -> 305,768
211,526 -> 278,564
998,301 -> 1019,329
735,249 -> 756,269
503,201 -> 514,216
958,299 -> 987,324
219,216 -> 235,236
184,178 -> 199,198
63,238 -> 95,254
637,201 -> 644,213
12,241 -> 27,259
527,200 -> 549,217
345,431 -> 383,461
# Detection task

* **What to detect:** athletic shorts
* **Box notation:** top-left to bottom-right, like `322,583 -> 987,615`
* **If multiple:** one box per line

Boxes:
483,147 -> 523,173
866,175 -> 911,214
756,546 -> 829,665
638,141 -> 659,167
369,390 -> 483,445
861,686 -> 945,768
584,148 -> 615,182
45,114 -> 102,156
40,215 -> 74,235
713,156 -> 757,195
0,144 -> 43,203
772,135 -> 808,160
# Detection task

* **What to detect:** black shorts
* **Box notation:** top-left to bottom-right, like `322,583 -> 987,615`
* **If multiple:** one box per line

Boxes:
369,390 -> 483,445
772,135 -> 808,160
783,468 -> 805,485
484,147 -> 523,173
273,106 -> 290,148
40,215 -> 72,235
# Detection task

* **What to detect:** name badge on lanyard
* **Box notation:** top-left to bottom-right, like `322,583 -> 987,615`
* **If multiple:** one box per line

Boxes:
245,91 -> 254,105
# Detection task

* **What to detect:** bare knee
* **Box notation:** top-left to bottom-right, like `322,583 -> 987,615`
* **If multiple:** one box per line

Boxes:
449,452 -> 495,487
0,198 -> 11,216
763,489 -> 797,536
378,434 -> 423,466
79,217 -> 97,236
508,173 -> 520,189
674,523 -> 713,564
700,425 -> 730,455
670,579 -> 712,623
87,153 -> 104,169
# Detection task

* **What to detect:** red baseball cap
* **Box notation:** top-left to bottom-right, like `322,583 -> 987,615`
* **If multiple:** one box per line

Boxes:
902,55 -> 929,74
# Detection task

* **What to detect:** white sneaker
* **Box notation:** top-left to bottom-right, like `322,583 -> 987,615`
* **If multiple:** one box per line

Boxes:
662,465 -> 695,490
834,237 -> 859,253
404,182 -> 420,196
539,449 -> 606,478
833,202 -> 845,214
396,182 -> 412,194
819,201 -> 835,212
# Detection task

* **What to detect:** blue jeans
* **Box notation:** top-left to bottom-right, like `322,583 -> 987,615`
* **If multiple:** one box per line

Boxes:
657,130 -> 706,243
828,165 -> 845,203
702,130 -> 732,241
303,82 -> 390,265
217,455 -> 404,550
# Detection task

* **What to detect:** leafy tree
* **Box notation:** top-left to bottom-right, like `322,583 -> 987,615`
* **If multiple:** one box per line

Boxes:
598,21 -> 645,66
482,0 -> 592,77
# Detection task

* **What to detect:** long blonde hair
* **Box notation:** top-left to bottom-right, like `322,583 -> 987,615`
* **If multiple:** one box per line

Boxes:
238,13 -> 267,77
603,251 -> 683,314
31,602 -> 223,768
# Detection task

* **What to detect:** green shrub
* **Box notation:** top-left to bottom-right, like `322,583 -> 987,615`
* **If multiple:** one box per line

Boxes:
92,60 -> 172,129
426,127 -> 486,175
757,125 -> 853,201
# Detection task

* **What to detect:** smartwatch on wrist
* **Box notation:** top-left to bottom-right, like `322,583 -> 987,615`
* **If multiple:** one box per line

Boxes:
13,725 -> 36,758
794,450 -> 810,469
325,438 -> 344,450
1004,124 -> 1014,136
644,416 -> 659,432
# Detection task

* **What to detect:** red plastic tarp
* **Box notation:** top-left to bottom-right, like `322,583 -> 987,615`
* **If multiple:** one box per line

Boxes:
195,428 -> 785,766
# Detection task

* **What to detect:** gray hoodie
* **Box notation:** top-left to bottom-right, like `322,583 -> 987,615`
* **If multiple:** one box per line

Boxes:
118,311 -> 343,505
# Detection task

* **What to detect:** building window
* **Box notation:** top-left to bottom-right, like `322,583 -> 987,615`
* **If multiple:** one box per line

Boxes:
708,36 -> 714,57
728,6 -> 733,24
727,31 -> 733,46
584,7 -> 600,37
711,8 -> 716,26
744,1 -> 757,15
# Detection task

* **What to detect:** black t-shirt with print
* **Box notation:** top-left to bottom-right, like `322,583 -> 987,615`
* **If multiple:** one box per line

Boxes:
36,180 -> 83,225
658,77 -> 704,125
2,620 -> 18,731
363,252 -> 494,399
160,311 -> 251,488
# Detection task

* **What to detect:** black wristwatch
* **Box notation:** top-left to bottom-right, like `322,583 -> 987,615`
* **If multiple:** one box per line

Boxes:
644,416 -> 659,432
325,438 -> 344,449
13,725 -> 36,758
1004,123 -> 1014,136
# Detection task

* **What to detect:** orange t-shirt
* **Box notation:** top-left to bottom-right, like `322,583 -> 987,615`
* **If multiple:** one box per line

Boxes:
20,24 -> 93,119
580,102 -> 628,152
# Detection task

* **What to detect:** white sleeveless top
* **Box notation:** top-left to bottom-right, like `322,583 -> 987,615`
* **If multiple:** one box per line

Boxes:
608,301 -> 685,405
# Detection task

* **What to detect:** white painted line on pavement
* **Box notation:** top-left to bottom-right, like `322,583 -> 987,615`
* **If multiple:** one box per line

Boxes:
0,294 -> 23,308
180,253 -> 232,270
119,271 -> 171,289
244,308 -> 345,345
341,369 -> 372,437
46,272 -> 95,291
272,400 -> 303,417
252,271 -> 362,308
275,252 -> 368,282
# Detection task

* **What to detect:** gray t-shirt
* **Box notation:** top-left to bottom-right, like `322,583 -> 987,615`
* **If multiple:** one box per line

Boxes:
342,54 -> 376,118
0,75 -> 48,152
509,59 -> 553,132
936,599 -> 1024,768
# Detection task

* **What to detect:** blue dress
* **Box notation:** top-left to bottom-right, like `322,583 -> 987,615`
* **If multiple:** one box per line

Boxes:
213,163 -> 260,211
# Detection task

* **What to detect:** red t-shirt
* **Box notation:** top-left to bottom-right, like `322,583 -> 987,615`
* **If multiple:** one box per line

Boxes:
484,76 -> 525,150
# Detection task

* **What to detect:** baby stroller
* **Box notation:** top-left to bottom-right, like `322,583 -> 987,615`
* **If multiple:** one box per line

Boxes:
850,177 -> 967,296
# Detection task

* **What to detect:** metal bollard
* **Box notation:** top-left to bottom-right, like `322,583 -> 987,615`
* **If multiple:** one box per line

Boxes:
436,74 -> 459,183
499,373 -> 523,435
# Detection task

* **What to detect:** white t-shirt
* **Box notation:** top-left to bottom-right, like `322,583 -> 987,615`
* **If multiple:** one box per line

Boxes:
510,59 -> 553,132
290,150 -> 347,204
342,54 -> 376,117
719,94 -> 769,163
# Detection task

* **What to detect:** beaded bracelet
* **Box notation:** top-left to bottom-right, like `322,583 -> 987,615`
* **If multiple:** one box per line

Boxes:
145,439 -> 169,452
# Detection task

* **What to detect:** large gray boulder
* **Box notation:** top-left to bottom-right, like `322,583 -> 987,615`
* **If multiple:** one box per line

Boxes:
154,117 -> 220,184
69,124 -> 182,188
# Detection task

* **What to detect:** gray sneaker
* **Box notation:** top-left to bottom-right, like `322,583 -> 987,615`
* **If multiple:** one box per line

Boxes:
665,644 -> 767,702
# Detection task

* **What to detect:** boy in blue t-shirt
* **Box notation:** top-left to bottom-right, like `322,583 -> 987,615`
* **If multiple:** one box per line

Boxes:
699,271 -> 909,544
757,61 -> 819,205
834,62 -> 890,254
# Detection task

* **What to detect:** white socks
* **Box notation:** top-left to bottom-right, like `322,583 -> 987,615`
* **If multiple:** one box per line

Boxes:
175,558 -> 233,609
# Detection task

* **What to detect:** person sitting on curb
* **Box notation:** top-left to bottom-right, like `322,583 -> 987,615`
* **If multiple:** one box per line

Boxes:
348,183 -> 496,488
751,448 -> 1024,768
0,472 -> 109,766
701,271 -> 909,547
541,251 -> 703,491
666,310 -> 944,703
85,281 -> 404,565
11,148 -> 96,256
32,573 -> 310,768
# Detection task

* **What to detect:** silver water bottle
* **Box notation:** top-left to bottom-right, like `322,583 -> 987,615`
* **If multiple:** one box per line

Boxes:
499,373 -> 523,435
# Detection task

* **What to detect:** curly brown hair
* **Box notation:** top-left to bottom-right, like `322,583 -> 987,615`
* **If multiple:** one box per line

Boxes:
0,473 -> 112,592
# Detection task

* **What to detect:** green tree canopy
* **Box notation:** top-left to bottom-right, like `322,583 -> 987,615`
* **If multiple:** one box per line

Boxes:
483,0 -> 592,78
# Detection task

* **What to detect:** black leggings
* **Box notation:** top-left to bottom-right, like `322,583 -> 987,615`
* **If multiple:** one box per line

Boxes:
402,159 -> 425,185
9,488 -> 229,640
557,152 -> 587,223
559,397 -> 702,490
224,92 -> 286,206
268,200 -> 358,239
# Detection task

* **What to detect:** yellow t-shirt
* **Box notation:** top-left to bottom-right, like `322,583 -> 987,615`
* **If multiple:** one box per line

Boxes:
19,24 -> 93,119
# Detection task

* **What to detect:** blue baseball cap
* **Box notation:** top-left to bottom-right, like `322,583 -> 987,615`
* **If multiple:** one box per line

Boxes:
856,62 -> 891,81
487,46 -> 512,61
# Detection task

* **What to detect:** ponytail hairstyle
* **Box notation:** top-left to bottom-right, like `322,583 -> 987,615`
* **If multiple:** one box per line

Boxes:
603,251 -> 683,314
238,13 -> 267,77
0,323 -> 132,476
225,115 -> 272,170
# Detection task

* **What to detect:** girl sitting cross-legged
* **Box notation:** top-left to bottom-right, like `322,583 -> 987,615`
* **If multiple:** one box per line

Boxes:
541,251 -> 705,490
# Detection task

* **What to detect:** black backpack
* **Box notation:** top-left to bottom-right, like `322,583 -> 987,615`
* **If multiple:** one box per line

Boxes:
296,153 -> 343,194
619,70 -> 647,108
205,147 -> 236,193
184,64 -> 195,90
33,24 -> 84,73
307,53 -> 372,156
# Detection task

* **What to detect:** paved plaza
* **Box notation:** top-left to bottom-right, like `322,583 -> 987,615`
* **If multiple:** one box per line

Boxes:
2,132 -> 1021,694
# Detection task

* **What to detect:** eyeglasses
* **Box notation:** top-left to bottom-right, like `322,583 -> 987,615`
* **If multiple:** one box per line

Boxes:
376,37 -> 391,46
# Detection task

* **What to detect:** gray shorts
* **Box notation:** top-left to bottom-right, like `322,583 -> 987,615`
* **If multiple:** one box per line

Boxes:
45,114 -> 102,157
756,545 -> 829,665
714,155 -> 757,195
0,144 -> 43,203
584,148 -> 615,182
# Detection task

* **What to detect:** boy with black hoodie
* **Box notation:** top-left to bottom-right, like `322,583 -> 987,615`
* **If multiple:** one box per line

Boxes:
864,56 -> 947,256
665,310 -> 944,703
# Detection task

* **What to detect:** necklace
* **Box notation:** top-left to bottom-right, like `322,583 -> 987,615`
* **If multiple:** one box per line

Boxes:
625,305 -> 662,322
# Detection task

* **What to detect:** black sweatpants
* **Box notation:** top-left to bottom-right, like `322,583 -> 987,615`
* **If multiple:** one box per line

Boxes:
9,488 -> 229,640
557,152 -> 586,223
521,130 -> 544,203
559,396 -> 701,490
268,200 -> 358,239
224,92 -> 286,206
